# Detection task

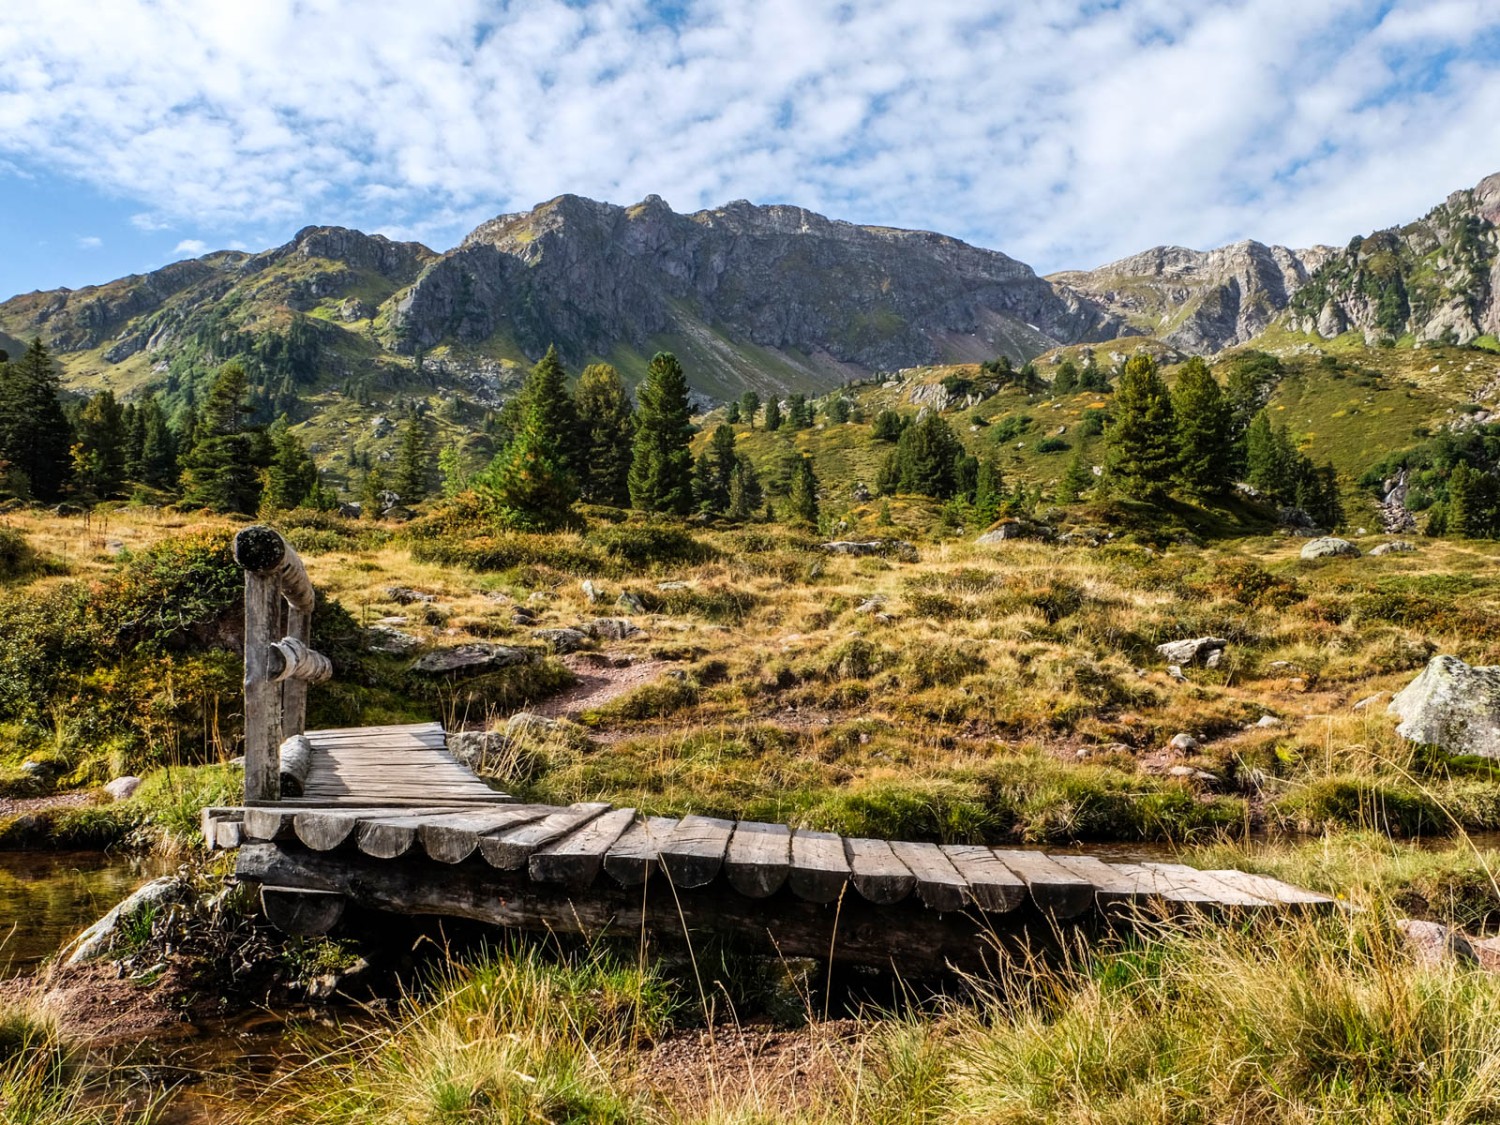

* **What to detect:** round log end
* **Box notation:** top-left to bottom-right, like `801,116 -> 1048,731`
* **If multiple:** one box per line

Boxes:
234,525 -> 288,573
260,886 -> 345,935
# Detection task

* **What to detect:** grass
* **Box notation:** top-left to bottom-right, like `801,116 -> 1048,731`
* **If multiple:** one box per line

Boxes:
0,1000 -> 156,1124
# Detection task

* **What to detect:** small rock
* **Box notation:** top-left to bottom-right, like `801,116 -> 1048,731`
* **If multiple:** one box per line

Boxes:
616,591 -> 646,614
1074,747 -> 1091,760
446,730 -> 508,768
1352,692 -> 1390,711
1397,919 -> 1477,968
1167,665 -> 1187,682
1167,765 -> 1217,782
1156,637 -> 1229,666
584,617 -> 643,641
1255,715 -> 1282,728
103,776 -> 142,801
384,586 -> 435,605
1369,541 -> 1416,556
505,711 -> 560,739
535,627 -> 589,654
1205,648 -> 1224,669
527,591 -> 553,606
1300,536 -> 1361,560
657,581 -> 690,591
511,608 -> 537,625
1269,660 -> 1298,670
366,625 -> 421,655
66,878 -> 187,964
874,612 -> 895,625
411,644 -> 537,674
854,597 -> 885,614
581,580 -> 602,604
1167,732 -> 1199,753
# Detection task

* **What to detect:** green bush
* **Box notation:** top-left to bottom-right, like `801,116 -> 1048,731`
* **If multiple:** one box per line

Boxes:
585,523 -> 714,567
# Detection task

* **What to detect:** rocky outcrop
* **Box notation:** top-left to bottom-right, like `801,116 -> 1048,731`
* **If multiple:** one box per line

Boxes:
1389,655 -> 1500,757
410,644 -> 538,675
1156,637 -> 1229,666
1300,537 -> 1360,559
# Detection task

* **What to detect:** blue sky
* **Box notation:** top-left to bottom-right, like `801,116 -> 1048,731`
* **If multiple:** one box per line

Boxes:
2,0 -> 1500,302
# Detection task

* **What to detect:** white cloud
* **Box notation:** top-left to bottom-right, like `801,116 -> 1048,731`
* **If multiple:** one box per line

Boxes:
173,238 -> 208,255
75,235 -> 101,249
1,0 -> 1498,272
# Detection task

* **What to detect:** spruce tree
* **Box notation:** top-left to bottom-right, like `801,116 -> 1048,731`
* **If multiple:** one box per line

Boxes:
71,390 -> 126,499
1171,357 -> 1232,496
739,390 -> 761,431
574,363 -> 635,505
1080,355 -> 1109,392
1052,359 -> 1079,395
1449,463 -> 1478,537
879,413 -> 964,498
693,423 -> 738,514
764,397 -> 783,432
786,393 -> 810,430
973,459 -> 1004,523
0,338 -> 73,501
1105,355 -> 1177,501
1245,411 -> 1299,501
180,362 -> 263,514
121,403 -> 145,483
516,345 -> 579,474
872,409 -> 906,441
139,399 -> 179,491
727,458 -> 763,521
392,415 -> 431,503
786,454 -> 820,526
725,400 -> 741,425
1057,449 -> 1093,503
475,383 -> 580,531
826,397 -> 851,424
628,352 -> 695,514
263,421 -> 319,510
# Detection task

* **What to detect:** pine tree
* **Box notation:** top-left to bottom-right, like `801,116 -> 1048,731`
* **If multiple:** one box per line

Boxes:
727,458 -> 763,521
71,390 -> 126,499
1245,411 -> 1299,501
392,416 -> 431,503
263,421 -> 319,510
826,397 -> 851,424
475,394 -> 580,531
786,454 -> 819,526
628,352 -> 695,514
725,400 -> 741,425
1080,355 -> 1109,392
438,444 -> 470,498
786,393 -> 810,430
1171,356 -> 1232,496
739,390 -> 761,431
764,397 -> 783,432
1449,463 -> 1478,537
872,410 -> 906,441
1105,355 -> 1177,501
516,345 -> 580,474
879,413 -> 964,498
1052,359 -> 1079,395
973,459 -> 1004,523
1057,450 -> 1093,503
693,423 -> 738,514
121,403 -> 145,483
139,398 -> 179,491
0,338 -> 73,501
574,363 -> 635,505
180,362 -> 263,514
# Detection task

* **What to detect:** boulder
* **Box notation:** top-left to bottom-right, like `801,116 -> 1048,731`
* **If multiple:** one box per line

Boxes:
505,712 -> 561,739
975,521 -> 1046,544
822,540 -> 918,559
103,776 -> 142,802
366,625 -> 421,655
66,877 -> 187,965
1167,732 -> 1199,753
535,628 -> 589,654
1155,637 -> 1229,666
411,644 -> 537,675
583,617 -> 644,641
581,580 -> 603,605
1396,919 -> 1478,968
1389,655 -> 1500,757
1300,537 -> 1360,560
447,730 -> 508,769
616,591 -> 647,614
384,585 -> 435,605
1369,541 -> 1416,556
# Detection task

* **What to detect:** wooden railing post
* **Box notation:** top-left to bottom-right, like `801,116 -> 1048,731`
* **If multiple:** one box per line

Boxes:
234,526 -> 325,806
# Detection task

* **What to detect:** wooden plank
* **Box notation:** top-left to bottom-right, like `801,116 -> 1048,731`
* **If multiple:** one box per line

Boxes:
659,815 -> 735,889
940,845 -> 1027,913
990,850 -> 1097,918
844,838 -> 915,905
293,807 -> 480,852
788,830 -> 849,903
1139,863 -> 1276,909
242,571 -> 281,804
529,808 -> 637,889
420,806 -> 556,864
889,841 -> 970,913
603,816 -> 679,886
1047,855 -> 1159,915
1200,869 -> 1343,911
479,804 -> 611,870
724,821 -> 792,899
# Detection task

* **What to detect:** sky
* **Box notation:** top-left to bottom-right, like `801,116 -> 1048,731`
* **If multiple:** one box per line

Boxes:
2,0 -> 1500,302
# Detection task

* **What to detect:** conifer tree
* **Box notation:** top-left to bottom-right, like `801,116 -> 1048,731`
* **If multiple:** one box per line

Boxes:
973,459 -> 1004,523
786,393 -> 810,430
438,444 -> 471,498
628,352 -> 694,514
0,338 -> 73,501
739,390 -> 761,431
139,398 -> 179,491
71,390 -> 126,499
263,421 -> 319,510
475,397 -> 579,531
574,363 -> 635,505
1245,411 -> 1299,501
1080,354 -> 1110,392
1171,356 -> 1232,496
826,397 -> 851,424
693,423 -> 739,514
180,362 -> 263,513
872,409 -> 906,441
121,403 -> 145,482
392,415 -> 432,503
1057,449 -> 1093,503
1105,355 -> 1177,501
878,413 -> 964,498
764,397 -> 783,432
786,454 -> 819,526
1052,359 -> 1079,395
725,400 -> 741,425
727,457 -> 763,521
516,345 -> 580,474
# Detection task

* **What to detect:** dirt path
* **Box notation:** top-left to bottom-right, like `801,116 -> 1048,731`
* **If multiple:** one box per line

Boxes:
0,790 -> 99,818
529,651 -> 676,720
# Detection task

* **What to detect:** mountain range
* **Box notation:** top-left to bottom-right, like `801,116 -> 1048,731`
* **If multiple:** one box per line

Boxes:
3,172 -> 1499,410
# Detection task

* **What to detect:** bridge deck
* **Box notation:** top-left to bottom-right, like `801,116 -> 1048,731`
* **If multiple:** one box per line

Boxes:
207,722 -> 1338,970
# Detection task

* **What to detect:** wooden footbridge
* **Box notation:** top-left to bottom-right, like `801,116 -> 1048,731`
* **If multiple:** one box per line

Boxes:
209,527 -> 1337,972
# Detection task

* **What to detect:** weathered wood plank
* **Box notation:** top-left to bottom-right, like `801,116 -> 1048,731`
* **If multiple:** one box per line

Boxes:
479,804 -> 611,870
889,841 -> 970,913
1200,868 -> 1343,911
990,850 -> 1097,918
724,821 -> 792,899
660,815 -> 735,889
940,845 -> 1027,913
242,571 -> 282,805
420,806 -> 555,864
603,817 -> 679,886
1138,862 -> 1275,909
844,838 -> 916,905
1047,855 -> 1160,914
788,830 -> 849,903
529,808 -> 638,889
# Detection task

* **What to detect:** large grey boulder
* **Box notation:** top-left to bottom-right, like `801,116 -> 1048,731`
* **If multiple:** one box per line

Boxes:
103,776 -> 142,802
536,627 -> 589,654
66,877 -> 186,964
1300,537 -> 1360,560
1389,655 -> 1500,757
1155,637 -> 1229,666
411,644 -> 537,675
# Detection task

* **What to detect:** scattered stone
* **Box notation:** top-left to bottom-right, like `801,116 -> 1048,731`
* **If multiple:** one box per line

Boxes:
1370,541 -> 1416,556
1167,732 -> 1199,753
447,731 -> 508,769
1155,637 -> 1229,666
384,586 -> 435,605
822,540 -> 918,559
583,617 -> 644,641
581,580 -> 603,604
874,612 -> 895,625
527,591 -> 553,606
66,878 -> 187,965
1352,692 -> 1390,711
1389,655 -> 1500,757
20,760 -> 54,778
1167,665 -> 1187,682
1205,648 -> 1225,669
616,591 -> 647,614
975,521 -> 1046,544
365,625 -> 421,655
1397,919 -> 1478,968
1075,748 -> 1092,760
505,711 -> 561,739
850,482 -> 871,502
411,644 -> 537,674
103,776 -> 142,802
511,607 -> 538,625
535,627 -> 589,654
1300,536 -> 1361,560
1255,715 -> 1282,728
1168,765 -> 1218,782
1269,660 -> 1299,670
854,596 -> 885,614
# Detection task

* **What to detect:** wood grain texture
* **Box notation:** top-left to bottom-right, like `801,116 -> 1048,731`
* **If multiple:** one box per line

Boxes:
789,830 -> 850,903
604,817 -> 679,886
845,838 -> 916,905
660,815 -> 735,889
940,845 -> 1026,913
889,841 -> 969,913
990,849 -> 1097,918
724,821 -> 792,899
529,808 -> 637,889
479,804 -> 611,870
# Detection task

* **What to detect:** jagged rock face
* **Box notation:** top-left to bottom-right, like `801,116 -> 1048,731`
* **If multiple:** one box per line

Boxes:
390,194 -> 1124,370
1050,241 -> 1333,354
1389,654 -> 1500,757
